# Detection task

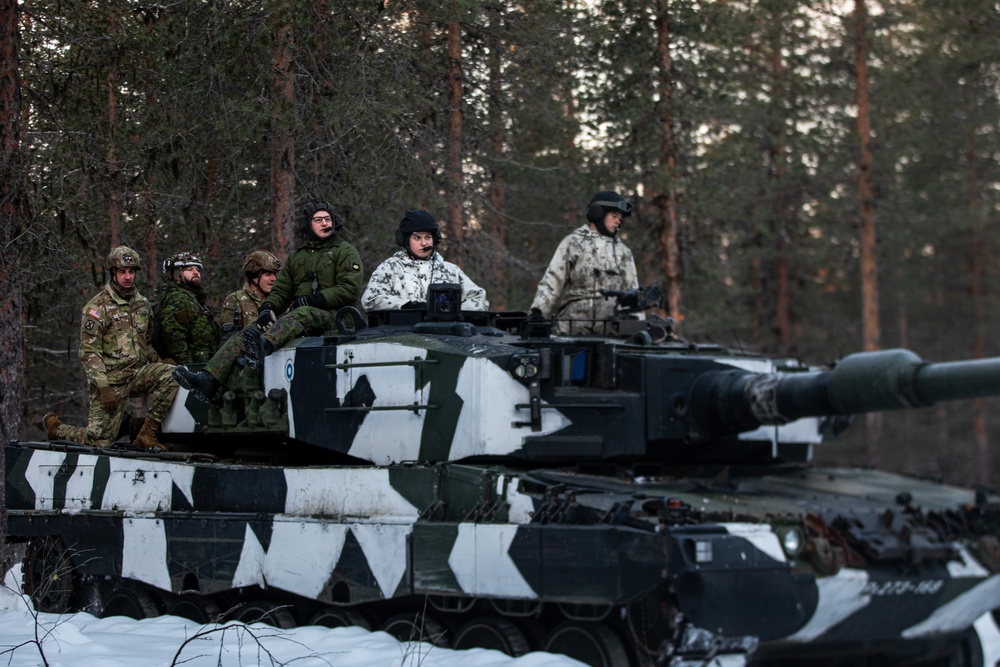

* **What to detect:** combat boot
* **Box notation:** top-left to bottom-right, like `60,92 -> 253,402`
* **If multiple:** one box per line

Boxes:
42,412 -> 62,440
134,418 -> 167,453
173,366 -> 222,406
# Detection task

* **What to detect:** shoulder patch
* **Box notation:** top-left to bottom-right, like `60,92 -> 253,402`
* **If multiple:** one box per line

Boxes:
352,263 -> 361,271
88,308 -> 101,320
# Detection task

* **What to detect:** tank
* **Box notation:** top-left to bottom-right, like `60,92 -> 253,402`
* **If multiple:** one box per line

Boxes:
6,285 -> 1000,667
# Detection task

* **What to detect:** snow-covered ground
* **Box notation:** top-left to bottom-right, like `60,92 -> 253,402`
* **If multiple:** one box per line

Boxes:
2,565 -> 997,667
0,568 -> 585,667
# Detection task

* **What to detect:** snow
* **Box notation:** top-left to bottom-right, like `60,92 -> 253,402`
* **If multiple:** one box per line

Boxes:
0,568 -> 585,667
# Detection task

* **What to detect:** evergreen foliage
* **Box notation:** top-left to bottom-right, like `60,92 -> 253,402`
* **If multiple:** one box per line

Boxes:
5,0 -> 998,483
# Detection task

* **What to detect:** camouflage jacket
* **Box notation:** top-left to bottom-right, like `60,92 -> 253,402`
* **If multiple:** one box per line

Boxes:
79,284 -> 159,388
361,250 -> 489,312
155,281 -> 221,363
530,225 -> 640,327
264,235 -> 363,313
221,285 -> 262,331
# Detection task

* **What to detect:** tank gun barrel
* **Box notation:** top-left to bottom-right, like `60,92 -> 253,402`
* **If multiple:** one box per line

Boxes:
689,349 -> 1000,439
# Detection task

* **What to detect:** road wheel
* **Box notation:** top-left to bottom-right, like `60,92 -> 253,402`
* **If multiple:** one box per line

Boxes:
543,621 -> 631,667
167,595 -> 221,624
229,601 -> 296,628
308,607 -> 371,630
381,611 -> 451,647
453,616 -> 531,656
22,537 -> 75,614
103,588 -> 162,619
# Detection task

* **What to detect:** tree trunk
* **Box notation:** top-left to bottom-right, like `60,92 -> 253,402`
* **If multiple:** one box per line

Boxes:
653,0 -> 682,323
486,5 -> 506,309
770,24 -> 791,352
445,15 -> 464,266
0,0 -> 24,563
854,0 -> 882,465
271,19 -> 296,257
106,13 -> 121,248
967,144 -> 989,485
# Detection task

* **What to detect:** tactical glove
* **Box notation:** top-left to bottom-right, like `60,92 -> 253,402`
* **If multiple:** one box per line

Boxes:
295,294 -> 325,309
256,306 -> 276,331
402,301 -> 427,310
98,386 -> 118,412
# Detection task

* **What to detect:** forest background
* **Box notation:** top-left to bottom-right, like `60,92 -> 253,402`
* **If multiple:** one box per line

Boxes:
0,0 -> 997,487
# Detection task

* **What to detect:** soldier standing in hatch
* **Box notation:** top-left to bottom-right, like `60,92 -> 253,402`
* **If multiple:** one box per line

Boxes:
173,200 -> 363,405
42,246 -> 177,452
221,250 -> 281,334
530,190 -> 641,335
156,251 -> 221,363
361,210 -> 488,312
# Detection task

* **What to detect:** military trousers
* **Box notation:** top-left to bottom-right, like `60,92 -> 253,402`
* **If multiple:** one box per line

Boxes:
56,362 -> 179,447
204,306 -> 338,382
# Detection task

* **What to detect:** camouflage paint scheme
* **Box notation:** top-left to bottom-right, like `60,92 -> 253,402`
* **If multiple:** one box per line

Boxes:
9,308 -> 1000,666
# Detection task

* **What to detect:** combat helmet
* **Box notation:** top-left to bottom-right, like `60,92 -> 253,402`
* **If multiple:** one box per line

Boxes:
242,250 -> 281,277
586,191 -> 633,224
162,251 -> 204,274
106,246 -> 142,271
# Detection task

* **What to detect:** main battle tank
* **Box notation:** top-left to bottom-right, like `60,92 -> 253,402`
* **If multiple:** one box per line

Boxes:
6,284 -> 1000,667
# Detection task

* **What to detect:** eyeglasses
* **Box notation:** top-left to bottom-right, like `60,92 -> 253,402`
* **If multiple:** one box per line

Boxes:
312,215 -> 333,222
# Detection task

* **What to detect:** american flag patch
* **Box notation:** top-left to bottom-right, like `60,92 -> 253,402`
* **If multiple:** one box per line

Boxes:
88,309 -> 101,319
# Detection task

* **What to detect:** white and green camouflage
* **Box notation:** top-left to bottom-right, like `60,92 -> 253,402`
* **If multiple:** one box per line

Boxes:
530,224 -> 640,334
361,249 -> 489,312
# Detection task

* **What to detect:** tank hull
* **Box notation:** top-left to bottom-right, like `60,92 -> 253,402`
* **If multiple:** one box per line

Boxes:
6,440 -> 999,666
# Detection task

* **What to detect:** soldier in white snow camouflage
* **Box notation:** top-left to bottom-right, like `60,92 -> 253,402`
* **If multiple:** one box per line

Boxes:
362,210 -> 488,312
530,191 -> 641,335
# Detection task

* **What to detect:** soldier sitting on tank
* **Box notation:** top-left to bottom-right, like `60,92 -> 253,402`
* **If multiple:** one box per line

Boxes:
173,201 -> 363,405
42,246 -> 178,452
530,191 -> 642,335
155,251 -> 221,364
361,210 -> 488,313
220,249 -> 281,337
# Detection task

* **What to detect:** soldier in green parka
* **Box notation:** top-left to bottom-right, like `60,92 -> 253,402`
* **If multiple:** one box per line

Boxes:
173,201 -> 363,404
154,251 -> 221,364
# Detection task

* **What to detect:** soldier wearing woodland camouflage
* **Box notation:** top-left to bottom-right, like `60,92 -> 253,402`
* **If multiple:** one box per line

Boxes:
221,250 -> 281,333
155,251 -> 221,364
361,210 -> 488,312
530,191 -> 641,335
42,246 -> 177,452
174,201 -> 363,404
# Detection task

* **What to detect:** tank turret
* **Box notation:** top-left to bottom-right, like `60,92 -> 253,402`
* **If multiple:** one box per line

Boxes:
157,303 -> 1000,467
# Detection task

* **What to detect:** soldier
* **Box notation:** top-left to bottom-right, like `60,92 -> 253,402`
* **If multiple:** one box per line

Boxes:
361,210 -> 488,312
530,191 -> 641,335
42,246 -> 178,452
155,251 -> 221,363
221,250 -> 281,333
173,200 -> 363,404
